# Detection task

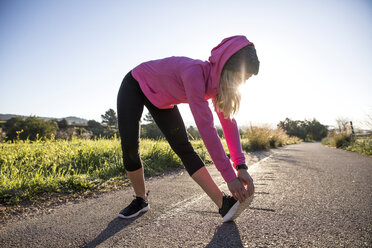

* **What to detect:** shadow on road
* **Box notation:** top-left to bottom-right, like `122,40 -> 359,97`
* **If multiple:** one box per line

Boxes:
83,215 -> 138,248
247,150 -> 273,164
273,154 -> 323,172
206,222 -> 244,248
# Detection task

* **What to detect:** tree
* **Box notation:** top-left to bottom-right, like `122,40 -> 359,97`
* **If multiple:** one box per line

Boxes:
87,120 -> 105,138
303,119 -> 328,141
278,117 -> 328,141
277,118 -> 307,140
88,120 -> 102,129
140,123 -> 164,139
101,109 -> 118,128
216,126 -> 224,138
57,118 -> 69,129
4,117 -> 24,140
335,117 -> 350,132
140,112 -> 165,139
5,116 -> 57,141
4,117 -> 23,131
187,126 -> 201,140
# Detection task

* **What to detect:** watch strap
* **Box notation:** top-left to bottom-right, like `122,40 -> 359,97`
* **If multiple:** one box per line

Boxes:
236,164 -> 248,170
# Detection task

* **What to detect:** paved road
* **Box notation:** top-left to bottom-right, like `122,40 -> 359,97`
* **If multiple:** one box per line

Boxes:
1,143 -> 371,247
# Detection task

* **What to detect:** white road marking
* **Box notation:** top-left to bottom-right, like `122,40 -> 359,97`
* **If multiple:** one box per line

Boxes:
248,155 -> 272,171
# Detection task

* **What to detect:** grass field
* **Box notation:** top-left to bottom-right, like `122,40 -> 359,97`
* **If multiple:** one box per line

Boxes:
0,128 -> 300,205
322,133 -> 372,155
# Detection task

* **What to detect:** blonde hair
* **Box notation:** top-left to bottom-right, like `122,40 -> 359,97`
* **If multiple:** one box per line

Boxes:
215,45 -> 260,119
215,70 -> 243,119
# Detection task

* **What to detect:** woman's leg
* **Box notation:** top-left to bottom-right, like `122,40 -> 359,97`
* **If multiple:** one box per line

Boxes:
126,168 -> 146,200
117,72 -> 147,200
145,103 -> 223,208
191,167 -> 223,208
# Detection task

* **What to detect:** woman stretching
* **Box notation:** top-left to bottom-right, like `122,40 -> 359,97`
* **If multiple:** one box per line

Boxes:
117,35 -> 260,222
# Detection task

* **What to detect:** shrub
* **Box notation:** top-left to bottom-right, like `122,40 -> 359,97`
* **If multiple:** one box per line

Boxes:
243,126 -> 271,151
344,138 -> 372,155
269,128 -> 289,147
322,132 -> 351,148
322,132 -> 371,155
333,132 -> 351,148
5,116 -> 57,141
242,126 -> 301,152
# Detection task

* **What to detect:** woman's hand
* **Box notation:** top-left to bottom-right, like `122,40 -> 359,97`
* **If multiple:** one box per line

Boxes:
227,178 -> 249,203
237,169 -> 255,197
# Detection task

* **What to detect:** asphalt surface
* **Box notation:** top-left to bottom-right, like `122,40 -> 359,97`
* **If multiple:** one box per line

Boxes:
1,143 -> 371,247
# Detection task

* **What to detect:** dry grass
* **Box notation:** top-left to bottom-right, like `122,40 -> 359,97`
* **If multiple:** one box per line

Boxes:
242,125 -> 301,151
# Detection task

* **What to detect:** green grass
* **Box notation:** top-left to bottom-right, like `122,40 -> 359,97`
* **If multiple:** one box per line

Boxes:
0,127 -> 301,205
0,137 -> 125,204
343,138 -> 372,155
322,133 -> 372,155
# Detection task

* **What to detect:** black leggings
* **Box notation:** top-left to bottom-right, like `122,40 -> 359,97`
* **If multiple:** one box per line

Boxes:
117,71 -> 205,176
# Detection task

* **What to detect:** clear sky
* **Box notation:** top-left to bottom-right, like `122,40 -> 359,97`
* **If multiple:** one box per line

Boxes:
1,0 -> 371,129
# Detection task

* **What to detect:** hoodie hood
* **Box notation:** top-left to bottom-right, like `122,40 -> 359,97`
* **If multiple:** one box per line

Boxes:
207,35 -> 253,97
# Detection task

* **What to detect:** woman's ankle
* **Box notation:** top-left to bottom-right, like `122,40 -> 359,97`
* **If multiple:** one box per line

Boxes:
137,190 -> 150,201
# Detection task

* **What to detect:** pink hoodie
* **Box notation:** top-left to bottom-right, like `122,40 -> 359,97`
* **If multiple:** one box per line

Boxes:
132,35 -> 252,182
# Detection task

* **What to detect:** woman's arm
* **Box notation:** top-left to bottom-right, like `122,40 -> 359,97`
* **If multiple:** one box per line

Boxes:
181,66 -> 236,182
213,98 -> 254,197
182,66 -> 249,201
212,97 -> 246,169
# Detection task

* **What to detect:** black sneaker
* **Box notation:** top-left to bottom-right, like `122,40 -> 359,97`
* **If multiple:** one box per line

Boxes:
118,196 -> 150,219
219,194 -> 238,222
219,193 -> 254,222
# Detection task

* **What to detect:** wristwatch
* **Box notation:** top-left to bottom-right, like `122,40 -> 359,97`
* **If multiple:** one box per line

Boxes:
236,164 -> 248,170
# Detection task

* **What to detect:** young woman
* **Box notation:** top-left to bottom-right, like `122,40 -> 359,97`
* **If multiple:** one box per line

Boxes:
117,35 -> 259,222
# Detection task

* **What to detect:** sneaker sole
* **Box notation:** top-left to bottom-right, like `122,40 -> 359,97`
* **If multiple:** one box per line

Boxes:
118,205 -> 150,219
223,195 -> 254,222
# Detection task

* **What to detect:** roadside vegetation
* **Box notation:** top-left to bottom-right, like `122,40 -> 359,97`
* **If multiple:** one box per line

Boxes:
322,132 -> 371,155
0,126 -> 300,206
241,126 -> 301,151
321,117 -> 372,155
4,111 -> 334,207
0,137 -> 176,205
277,118 -> 328,142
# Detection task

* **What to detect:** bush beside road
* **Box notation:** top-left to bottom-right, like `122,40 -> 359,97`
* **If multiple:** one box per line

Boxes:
322,132 -> 372,155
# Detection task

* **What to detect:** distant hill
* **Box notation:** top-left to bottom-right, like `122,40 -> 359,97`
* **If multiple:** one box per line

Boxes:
63,116 -> 89,124
0,114 -> 89,124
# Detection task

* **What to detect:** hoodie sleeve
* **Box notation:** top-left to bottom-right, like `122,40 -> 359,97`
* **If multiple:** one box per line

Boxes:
212,98 -> 246,169
181,66 -> 237,183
